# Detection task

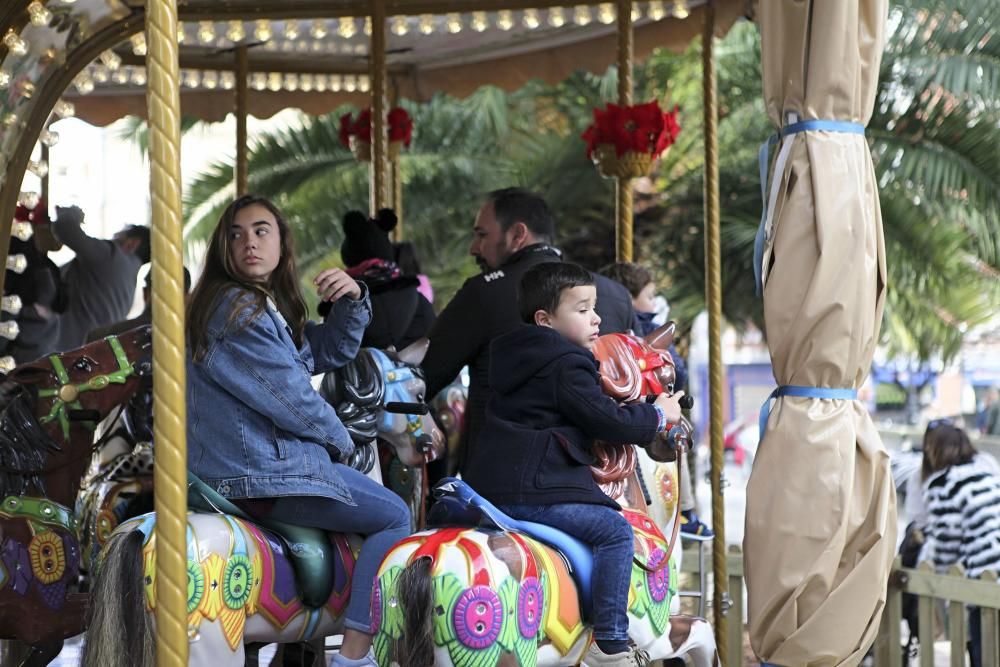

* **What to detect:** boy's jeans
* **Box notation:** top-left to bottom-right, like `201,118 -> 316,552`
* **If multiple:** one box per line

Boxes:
498,503 -> 635,642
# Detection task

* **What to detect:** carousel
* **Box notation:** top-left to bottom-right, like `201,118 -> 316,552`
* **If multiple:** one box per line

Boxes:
0,1 -> 895,666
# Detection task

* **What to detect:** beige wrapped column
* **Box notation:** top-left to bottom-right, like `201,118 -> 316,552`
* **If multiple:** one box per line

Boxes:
744,1 -> 895,665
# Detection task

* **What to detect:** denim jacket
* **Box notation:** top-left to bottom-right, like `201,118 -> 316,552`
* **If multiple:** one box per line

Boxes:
187,286 -> 371,505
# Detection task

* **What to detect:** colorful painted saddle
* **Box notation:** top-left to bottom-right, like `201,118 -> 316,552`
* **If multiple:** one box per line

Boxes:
186,473 -> 337,607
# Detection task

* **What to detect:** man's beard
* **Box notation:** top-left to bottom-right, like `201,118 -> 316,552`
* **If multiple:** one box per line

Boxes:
475,256 -> 490,272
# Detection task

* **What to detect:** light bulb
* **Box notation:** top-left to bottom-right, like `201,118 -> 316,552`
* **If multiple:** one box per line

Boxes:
598,3 -> 615,24
220,71 -> 235,89
112,69 -> 128,84
6,255 -> 27,275
358,75 -> 370,92
310,19 -> 328,39
673,0 -> 690,19
283,73 -> 298,91
76,77 -> 94,94
391,17 -> 409,35
337,18 -> 355,38
299,73 -> 314,91
574,6 -> 592,25
227,20 -> 245,42
18,192 -> 39,208
648,1 -> 666,20
54,100 -> 75,117
19,80 -> 35,99
0,321 -> 20,341
548,8 -> 567,27
130,33 -> 146,56
254,19 -> 272,42
2,295 -> 22,315
197,21 -> 215,44
283,21 -> 299,40
182,70 -> 200,88
344,75 -> 356,92
28,160 -> 48,178
523,9 -> 540,29
364,17 -> 372,36
0,71 -> 9,89
0,356 -> 15,373
2,113 -> 18,128
446,13 -> 462,33
314,75 -> 328,92
267,72 -> 281,92
201,70 -> 218,89
27,2 -> 52,27
496,10 -> 514,30
418,15 -> 434,34
176,25 -> 185,43
329,75 -> 342,92
471,12 -> 488,32
12,221 -> 33,242
40,129 -> 59,146
3,30 -> 29,57
92,65 -> 109,83
130,67 -> 146,85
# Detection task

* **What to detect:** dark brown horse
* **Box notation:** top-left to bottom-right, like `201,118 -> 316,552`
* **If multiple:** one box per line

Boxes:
0,327 -> 152,666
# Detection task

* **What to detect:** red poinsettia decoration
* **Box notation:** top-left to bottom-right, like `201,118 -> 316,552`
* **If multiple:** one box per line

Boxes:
582,101 -> 681,159
338,107 -> 412,148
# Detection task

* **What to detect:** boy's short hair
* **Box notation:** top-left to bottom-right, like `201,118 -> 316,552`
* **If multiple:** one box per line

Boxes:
519,262 -> 594,323
600,261 -> 653,299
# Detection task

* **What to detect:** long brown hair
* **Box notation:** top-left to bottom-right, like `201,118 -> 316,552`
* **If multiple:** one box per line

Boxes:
187,195 -> 307,361
922,423 -> 977,480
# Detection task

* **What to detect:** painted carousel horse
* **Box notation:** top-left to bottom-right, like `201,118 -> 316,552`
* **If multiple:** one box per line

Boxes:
374,323 -> 719,667
83,340 -> 445,667
0,327 -> 152,666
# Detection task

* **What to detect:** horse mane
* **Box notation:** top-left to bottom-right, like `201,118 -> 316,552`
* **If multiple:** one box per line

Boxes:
0,380 -> 62,497
320,349 -> 386,446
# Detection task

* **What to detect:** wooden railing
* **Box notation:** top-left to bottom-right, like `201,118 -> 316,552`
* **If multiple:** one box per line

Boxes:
873,558 -> 1000,667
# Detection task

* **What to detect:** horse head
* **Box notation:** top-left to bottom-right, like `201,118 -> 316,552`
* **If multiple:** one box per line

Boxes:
0,326 -> 152,506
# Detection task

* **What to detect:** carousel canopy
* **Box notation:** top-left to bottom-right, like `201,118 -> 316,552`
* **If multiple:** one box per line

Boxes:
0,0 -> 748,129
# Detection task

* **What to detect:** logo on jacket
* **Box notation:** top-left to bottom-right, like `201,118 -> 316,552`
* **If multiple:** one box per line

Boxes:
483,270 -> 505,283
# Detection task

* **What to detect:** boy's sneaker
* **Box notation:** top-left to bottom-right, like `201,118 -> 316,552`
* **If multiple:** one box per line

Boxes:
680,509 -> 714,537
584,644 -> 651,666
330,648 -> 377,666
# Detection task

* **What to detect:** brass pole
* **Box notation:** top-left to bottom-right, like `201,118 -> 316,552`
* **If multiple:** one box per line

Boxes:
145,0 -> 188,664
702,4 -> 728,664
369,0 -> 388,214
235,44 -> 249,196
389,82 -> 402,240
40,143 -> 50,204
615,0 -> 633,262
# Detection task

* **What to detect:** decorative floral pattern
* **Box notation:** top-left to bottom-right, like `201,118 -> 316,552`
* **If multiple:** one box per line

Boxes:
453,585 -> 503,649
223,554 -> 252,609
516,577 -> 543,639
28,531 -> 65,584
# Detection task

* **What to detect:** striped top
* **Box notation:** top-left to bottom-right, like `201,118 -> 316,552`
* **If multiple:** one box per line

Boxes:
922,458 -> 1000,579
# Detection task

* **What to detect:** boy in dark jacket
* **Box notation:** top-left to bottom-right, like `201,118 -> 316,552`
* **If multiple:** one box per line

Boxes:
463,262 -> 684,667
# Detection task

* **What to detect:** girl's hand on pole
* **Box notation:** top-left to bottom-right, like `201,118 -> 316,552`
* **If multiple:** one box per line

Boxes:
314,268 -> 361,303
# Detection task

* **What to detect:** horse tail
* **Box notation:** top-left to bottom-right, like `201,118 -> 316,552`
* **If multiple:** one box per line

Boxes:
82,529 -> 154,667
393,556 -> 435,667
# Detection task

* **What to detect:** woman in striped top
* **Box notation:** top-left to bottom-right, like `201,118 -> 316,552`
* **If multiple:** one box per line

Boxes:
921,423 -> 1000,667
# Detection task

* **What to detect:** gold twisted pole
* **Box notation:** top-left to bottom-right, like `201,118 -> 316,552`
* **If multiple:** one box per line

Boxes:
145,1 -> 188,665
235,44 -> 249,196
702,4 -> 728,664
370,0 -> 388,214
616,0 -> 634,262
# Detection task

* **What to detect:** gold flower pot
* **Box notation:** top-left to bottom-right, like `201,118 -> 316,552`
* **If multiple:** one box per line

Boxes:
592,144 -> 657,180
349,138 -> 404,162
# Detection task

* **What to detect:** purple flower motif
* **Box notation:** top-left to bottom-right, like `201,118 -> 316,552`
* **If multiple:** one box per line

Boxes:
1,538 -> 31,596
517,577 -> 543,639
452,585 -> 502,649
646,548 -> 670,603
370,580 -> 382,635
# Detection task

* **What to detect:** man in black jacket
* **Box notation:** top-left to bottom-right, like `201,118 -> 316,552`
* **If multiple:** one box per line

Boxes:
422,187 -> 637,475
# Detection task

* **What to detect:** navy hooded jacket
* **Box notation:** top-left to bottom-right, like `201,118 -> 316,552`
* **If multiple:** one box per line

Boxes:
462,324 -> 660,509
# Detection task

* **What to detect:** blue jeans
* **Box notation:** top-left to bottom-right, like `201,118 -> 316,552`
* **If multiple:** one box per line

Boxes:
266,463 -> 412,633
498,503 -> 634,642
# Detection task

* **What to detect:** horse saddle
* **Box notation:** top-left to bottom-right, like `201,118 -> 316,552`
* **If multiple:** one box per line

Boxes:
427,477 -> 595,617
186,472 -> 336,608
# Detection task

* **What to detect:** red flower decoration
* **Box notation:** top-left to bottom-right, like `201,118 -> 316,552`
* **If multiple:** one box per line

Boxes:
388,107 -> 413,147
340,107 -> 413,150
338,113 -> 354,148
581,101 -> 681,159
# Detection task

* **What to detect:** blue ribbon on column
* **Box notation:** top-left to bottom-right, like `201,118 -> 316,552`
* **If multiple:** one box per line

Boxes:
759,385 -> 859,441
753,119 -> 867,296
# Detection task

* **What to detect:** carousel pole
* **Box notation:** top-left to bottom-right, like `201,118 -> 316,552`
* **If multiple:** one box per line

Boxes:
701,4 -> 729,664
40,143 -> 49,203
145,0 -> 188,665
235,44 -> 249,196
369,0 -> 388,215
390,82 -> 403,240
615,0 -> 633,262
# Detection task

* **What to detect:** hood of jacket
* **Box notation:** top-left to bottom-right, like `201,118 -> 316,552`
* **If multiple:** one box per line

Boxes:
488,324 -> 596,395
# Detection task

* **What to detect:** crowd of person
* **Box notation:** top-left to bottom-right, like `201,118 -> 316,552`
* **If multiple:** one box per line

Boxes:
12,188 -> 710,667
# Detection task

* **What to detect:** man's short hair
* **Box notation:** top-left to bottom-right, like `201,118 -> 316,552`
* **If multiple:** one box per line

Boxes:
486,188 -> 555,243
119,224 -> 151,263
518,262 -> 594,323
601,262 -> 653,299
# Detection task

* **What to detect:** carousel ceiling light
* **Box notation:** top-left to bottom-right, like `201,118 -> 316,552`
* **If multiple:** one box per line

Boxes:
647,1 -> 666,20
632,5 -> 642,20
254,20 -> 272,42
446,13 -> 463,33
266,72 -> 281,92
364,17 -> 372,36
0,71 -> 9,89
358,75 -> 370,92
201,70 -> 218,89
471,12 -> 488,32
2,295 -> 22,316
112,69 -> 128,84
496,10 -> 515,31
0,356 -> 15,373
19,80 -> 35,99
0,321 -> 20,341
92,65 -> 109,83
296,40 -> 309,52
391,17 -> 409,35
330,75 -> 342,92
418,15 -> 435,35
283,73 -> 298,91
310,41 -> 324,52
177,25 -> 186,43
100,50 -> 121,70
3,113 -> 18,128
197,21 -> 215,44
344,75 -> 357,92
311,19 -> 329,39
226,20 -> 245,42
598,3 -> 615,24
283,21 -> 300,40
5,255 -> 27,276
130,33 -> 146,56
54,100 -> 75,118
3,30 -> 29,57
299,73 -> 314,92
251,72 -> 267,90
40,129 -> 59,146
18,192 -> 40,208
523,9 -> 541,29
27,2 -> 52,27
337,18 -> 356,39
130,67 -> 146,86
220,71 -> 235,89
314,75 -> 328,92
574,6 -> 593,25
182,70 -> 200,87
12,221 -> 33,242
75,77 -> 94,94
28,160 -> 48,178
548,7 -> 566,27
672,0 -> 690,19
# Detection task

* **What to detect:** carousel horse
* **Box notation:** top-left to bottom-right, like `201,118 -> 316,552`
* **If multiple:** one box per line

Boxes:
82,340 -> 445,667
374,323 -> 719,667
0,327 -> 152,666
